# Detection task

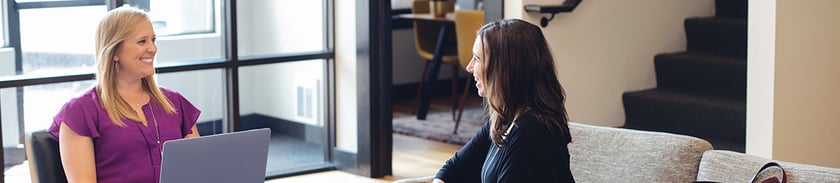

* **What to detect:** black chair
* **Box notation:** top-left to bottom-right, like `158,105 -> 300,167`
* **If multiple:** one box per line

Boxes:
26,130 -> 68,183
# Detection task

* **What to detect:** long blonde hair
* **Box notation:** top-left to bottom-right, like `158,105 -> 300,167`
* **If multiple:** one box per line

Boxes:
95,5 -> 175,126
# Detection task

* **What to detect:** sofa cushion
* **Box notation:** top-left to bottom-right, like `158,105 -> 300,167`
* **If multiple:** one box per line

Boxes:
696,150 -> 840,182
568,122 -> 713,182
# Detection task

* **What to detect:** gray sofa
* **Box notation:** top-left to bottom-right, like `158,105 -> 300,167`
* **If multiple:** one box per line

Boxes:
394,122 -> 840,183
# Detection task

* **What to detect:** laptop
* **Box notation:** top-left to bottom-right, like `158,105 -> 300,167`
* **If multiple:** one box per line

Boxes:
159,128 -> 271,183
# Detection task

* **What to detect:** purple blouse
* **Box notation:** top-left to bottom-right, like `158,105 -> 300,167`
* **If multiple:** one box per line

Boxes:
49,87 -> 201,183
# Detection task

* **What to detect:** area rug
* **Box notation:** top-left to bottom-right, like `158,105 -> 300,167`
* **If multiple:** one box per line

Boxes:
393,107 -> 486,145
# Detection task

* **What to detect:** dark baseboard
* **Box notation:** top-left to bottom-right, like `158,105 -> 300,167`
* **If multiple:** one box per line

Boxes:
241,114 -> 324,144
332,148 -> 359,174
4,147 -> 25,168
196,119 -> 223,135
392,77 -> 476,102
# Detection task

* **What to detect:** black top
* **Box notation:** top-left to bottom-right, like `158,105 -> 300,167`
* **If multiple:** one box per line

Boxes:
435,112 -> 575,183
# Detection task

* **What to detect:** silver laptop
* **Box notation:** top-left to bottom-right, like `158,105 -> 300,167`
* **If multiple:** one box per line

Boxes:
159,128 -> 271,183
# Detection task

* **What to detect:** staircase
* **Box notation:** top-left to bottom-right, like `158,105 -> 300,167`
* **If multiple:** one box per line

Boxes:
622,0 -> 747,152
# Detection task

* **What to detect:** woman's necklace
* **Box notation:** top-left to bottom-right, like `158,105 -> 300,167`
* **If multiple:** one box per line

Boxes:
148,103 -> 162,145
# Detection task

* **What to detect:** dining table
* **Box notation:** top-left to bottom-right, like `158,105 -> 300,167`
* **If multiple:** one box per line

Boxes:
395,13 -> 455,120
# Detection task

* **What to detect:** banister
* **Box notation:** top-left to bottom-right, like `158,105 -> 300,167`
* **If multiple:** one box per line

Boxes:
524,0 -> 583,27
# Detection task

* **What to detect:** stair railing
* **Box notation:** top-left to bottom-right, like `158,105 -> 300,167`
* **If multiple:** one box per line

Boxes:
524,0 -> 583,27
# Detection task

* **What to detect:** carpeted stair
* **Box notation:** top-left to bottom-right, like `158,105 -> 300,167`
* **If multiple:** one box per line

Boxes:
623,0 -> 747,152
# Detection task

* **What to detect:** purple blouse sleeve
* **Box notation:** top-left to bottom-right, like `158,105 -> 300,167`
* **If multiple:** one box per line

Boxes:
170,91 -> 200,136
50,96 -> 101,138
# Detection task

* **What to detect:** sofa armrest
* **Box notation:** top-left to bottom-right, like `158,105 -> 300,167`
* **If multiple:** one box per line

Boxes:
697,150 -> 840,182
391,176 -> 435,183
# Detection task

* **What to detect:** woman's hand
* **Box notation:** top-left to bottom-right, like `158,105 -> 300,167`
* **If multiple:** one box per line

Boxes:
184,124 -> 200,138
433,178 -> 445,183
59,122 -> 97,183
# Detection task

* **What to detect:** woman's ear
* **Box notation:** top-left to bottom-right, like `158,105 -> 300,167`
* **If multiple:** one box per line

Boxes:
113,56 -> 119,61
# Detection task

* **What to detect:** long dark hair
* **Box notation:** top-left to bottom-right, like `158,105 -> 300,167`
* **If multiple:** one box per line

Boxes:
477,19 -> 571,146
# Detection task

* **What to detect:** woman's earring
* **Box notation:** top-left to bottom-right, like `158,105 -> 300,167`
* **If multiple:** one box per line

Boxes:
115,62 -> 120,72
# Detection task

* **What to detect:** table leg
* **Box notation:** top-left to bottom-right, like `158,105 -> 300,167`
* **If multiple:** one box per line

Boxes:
416,24 -> 450,120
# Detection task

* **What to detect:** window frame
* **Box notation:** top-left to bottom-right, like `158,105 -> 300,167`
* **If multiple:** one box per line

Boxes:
1,0 -> 7,47
0,0 -> 336,179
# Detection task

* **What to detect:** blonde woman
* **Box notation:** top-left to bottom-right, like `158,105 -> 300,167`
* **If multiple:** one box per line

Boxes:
49,5 -> 200,183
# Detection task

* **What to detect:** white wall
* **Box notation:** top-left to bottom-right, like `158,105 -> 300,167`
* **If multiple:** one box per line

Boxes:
748,0 -> 840,168
505,0 -> 714,127
335,0 -> 358,153
745,0 -> 776,160
1,48 -> 19,147
239,62 -> 324,126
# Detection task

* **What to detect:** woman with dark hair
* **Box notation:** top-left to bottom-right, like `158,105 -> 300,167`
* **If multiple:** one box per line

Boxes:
434,19 -> 575,183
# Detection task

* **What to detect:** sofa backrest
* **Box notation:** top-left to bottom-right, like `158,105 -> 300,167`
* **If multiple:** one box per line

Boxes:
568,122 -> 713,182
697,150 -> 840,182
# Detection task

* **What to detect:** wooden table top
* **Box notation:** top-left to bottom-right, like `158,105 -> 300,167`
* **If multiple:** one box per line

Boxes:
396,13 -> 455,23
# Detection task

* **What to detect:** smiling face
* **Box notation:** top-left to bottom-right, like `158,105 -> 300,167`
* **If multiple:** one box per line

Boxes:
113,20 -> 157,80
467,36 -> 488,97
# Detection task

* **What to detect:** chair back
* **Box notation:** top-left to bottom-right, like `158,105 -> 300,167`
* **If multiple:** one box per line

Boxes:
412,0 -> 458,61
454,10 -> 485,69
26,130 -> 68,183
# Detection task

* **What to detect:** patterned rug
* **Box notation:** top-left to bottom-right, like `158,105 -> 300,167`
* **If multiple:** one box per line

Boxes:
393,107 -> 486,145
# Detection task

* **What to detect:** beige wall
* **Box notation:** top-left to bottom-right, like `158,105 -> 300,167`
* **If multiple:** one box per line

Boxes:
772,0 -> 840,168
505,0 -> 714,126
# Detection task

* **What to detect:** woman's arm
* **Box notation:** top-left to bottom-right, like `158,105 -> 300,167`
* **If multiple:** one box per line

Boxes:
58,122 -> 97,183
435,122 -> 492,182
184,124 -> 200,138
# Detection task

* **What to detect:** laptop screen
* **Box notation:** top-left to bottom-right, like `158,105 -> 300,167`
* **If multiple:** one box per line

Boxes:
159,128 -> 271,183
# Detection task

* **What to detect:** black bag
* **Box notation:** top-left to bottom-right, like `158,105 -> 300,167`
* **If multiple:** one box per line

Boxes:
749,162 -> 787,183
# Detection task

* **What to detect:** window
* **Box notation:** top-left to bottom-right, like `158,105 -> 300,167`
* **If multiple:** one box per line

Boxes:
19,5 -> 106,76
149,0 -> 215,36
149,0 -> 224,65
1,0 -> 335,181
239,60 -> 329,174
157,69 -> 226,135
237,0 -> 326,58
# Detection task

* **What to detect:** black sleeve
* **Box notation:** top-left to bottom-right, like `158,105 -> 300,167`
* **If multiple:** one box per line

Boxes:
435,122 -> 491,183
497,115 -> 575,183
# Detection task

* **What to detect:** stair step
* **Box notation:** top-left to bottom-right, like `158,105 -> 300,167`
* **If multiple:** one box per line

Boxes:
685,17 -> 747,58
654,52 -> 746,100
622,89 -> 745,152
715,0 -> 747,19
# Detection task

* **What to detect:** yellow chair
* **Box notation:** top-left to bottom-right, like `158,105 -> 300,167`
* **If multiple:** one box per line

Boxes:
452,10 -> 484,134
410,0 -> 460,122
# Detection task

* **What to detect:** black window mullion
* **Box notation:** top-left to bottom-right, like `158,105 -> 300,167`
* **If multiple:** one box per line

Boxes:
322,0 -> 334,165
8,0 -> 26,162
223,0 -> 239,132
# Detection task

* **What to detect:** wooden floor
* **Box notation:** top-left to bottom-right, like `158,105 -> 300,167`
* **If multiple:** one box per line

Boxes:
266,134 -> 461,183
266,89 -> 481,182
